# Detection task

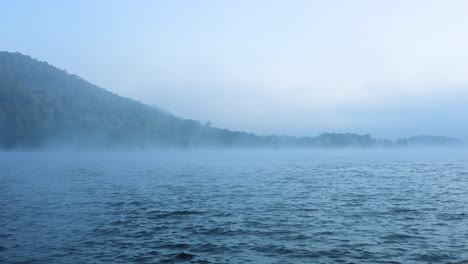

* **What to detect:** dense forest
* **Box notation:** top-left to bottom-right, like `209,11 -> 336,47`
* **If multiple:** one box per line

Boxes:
0,52 -> 463,149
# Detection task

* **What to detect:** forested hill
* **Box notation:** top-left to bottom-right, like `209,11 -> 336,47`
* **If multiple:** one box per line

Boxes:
0,51 -> 276,149
0,52 -> 462,149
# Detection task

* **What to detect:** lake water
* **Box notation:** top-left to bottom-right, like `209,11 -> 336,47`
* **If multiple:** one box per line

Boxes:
1,150 -> 468,263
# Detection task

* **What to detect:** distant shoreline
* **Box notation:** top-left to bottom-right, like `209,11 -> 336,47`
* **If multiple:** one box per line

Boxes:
0,52 -> 464,150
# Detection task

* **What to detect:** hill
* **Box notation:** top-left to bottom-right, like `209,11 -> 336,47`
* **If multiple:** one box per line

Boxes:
0,52 -> 462,149
0,52 -> 297,149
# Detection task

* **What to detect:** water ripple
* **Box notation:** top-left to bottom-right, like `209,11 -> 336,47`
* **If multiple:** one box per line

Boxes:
1,151 -> 468,263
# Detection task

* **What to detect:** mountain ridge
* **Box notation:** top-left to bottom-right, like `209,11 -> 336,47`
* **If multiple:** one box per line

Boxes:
0,51 -> 463,149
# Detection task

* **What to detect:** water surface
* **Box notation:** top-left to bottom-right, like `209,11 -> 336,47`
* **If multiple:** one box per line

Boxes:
1,150 -> 467,263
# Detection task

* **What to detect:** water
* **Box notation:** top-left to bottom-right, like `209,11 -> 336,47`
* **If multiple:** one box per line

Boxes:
1,150 -> 468,263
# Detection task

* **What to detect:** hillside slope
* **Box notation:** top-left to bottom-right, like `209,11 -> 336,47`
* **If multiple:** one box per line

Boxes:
0,52 -> 462,149
0,52 -> 289,149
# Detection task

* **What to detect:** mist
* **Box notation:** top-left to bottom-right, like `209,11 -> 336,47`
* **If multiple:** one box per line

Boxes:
4,2 -> 468,263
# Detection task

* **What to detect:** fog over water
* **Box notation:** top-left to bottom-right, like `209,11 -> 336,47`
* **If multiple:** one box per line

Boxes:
2,1 -> 468,263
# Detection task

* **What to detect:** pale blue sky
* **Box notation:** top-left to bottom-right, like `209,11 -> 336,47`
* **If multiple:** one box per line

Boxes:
2,0 -> 468,138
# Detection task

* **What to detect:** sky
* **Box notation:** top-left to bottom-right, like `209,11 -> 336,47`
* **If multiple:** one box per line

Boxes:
1,0 -> 468,139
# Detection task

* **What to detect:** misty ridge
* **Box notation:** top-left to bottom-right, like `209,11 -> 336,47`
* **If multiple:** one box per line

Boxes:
0,51 -> 464,150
